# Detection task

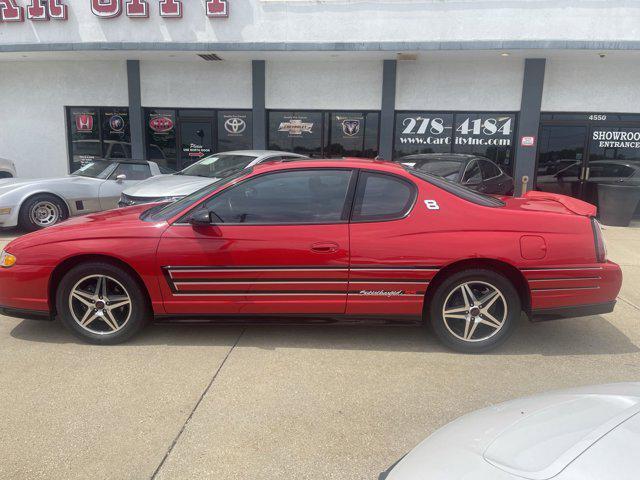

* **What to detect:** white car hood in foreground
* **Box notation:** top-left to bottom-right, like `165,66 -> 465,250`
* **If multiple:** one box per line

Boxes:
121,174 -> 218,198
387,383 -> 640,480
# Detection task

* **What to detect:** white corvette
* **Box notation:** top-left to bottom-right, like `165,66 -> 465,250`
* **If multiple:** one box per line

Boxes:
0,159 -> 165,231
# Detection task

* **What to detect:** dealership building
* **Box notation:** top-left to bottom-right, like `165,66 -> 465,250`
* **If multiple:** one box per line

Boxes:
1,0 -> 640,199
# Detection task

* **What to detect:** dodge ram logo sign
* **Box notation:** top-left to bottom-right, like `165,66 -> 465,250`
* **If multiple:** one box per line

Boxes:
149,116 -> 174,133
342,119 -> 360,137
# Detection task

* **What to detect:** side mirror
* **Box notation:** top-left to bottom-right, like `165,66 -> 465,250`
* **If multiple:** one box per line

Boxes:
115,174 -> 127,182
188,210 -> 213,227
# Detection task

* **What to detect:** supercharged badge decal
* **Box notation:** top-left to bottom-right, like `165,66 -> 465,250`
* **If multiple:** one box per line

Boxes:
358,290 -> 404,297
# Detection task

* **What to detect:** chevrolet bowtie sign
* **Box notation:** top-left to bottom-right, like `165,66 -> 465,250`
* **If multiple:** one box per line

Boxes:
0,0 -> 228,21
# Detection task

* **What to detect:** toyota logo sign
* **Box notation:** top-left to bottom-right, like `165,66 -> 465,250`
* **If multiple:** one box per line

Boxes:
224,117 -> 246,134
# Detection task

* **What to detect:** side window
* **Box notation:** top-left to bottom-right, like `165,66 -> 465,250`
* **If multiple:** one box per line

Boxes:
592,163 -> 634,178
479,160 -> 501,179
111,163 -> 152,181
462,160 -> 482,184
201,169 -> 353,224
352,172 -> 416,222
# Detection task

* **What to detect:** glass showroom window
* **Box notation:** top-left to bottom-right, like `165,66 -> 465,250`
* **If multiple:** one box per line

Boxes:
145,109 -> 253,172
393,112 -> 517,174
67,106 -> 131,172
146,109 -> 178,171
268,111 -> 380,158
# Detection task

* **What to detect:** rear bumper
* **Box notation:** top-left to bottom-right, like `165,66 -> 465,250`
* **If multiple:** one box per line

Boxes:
524,261 -> 622,312
0,306 -> 52,321
531,301 -> 616,321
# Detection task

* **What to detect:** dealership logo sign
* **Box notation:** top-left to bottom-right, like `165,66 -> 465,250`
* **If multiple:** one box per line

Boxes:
149,116 -> 174,133
224,117 -> 246,135
109,115 -> 125,132
75,114 -> 94,132
278,119 -> 314,136
341,119 -> 360,137
0,0 -> 228,21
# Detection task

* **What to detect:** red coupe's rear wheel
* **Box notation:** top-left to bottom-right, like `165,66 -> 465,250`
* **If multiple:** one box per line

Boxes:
56,262 -> 149,344
429,269 -> 520,353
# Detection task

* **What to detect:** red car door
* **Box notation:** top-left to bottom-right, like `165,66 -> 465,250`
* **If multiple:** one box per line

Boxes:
347,170 -> 435,319
156,168 -> 355,316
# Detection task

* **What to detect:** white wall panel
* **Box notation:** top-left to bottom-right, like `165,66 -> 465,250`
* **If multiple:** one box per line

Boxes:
140,61 -> 252,108
542,57 -> 640,113
396,58 -> 524,112
266,61 -> 382,110
0,61 -> 127,178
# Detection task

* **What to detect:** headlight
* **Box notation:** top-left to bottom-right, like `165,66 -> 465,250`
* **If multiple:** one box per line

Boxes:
0,250 -> 16,268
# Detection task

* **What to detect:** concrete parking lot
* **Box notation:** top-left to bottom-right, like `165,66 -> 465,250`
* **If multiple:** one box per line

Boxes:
1,225 -> 640,480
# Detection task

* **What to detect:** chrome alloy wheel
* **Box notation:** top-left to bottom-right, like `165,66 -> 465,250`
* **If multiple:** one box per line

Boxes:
30,201 -> 61,227
68,275 -> 132,335
442,281 -> 508,342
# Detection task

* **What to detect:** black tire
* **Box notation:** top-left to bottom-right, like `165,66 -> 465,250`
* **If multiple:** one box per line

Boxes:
0,172 -> 12,179
428,269 -> 520,353
55,262 -> 149,345
18,193 -> 68,231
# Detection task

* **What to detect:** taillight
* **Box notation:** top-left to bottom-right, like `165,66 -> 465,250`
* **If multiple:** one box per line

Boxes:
591,218 -> 607,263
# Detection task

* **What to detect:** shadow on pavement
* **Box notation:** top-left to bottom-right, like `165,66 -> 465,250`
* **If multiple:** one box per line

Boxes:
9,313 -> 638,356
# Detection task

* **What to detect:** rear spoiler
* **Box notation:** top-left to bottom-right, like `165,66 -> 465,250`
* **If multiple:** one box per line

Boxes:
524,191 -> 597,217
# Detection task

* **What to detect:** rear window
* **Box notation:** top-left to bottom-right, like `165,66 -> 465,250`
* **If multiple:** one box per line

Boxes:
405,166 -> 505,207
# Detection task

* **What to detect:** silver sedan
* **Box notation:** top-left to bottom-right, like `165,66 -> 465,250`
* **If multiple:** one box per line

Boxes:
0,159 -> 165,231
118,150 -> 306,207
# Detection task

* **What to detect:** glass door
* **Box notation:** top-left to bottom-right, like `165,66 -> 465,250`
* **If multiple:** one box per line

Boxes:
536,124 -> 589,198
178,118 -> 214,170
584,125 -> 640,206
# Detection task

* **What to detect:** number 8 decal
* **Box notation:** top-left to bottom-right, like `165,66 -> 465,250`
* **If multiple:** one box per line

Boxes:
424,200 -> 440,210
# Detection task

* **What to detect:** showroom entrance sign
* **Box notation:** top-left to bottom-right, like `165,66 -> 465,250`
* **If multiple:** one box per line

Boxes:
0,0 -> 228,21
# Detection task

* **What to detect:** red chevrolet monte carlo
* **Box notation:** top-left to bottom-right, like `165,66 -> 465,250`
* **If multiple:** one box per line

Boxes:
0,159 -> 622,352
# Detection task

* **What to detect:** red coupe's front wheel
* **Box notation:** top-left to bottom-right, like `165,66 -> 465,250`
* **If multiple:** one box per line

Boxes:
429,269 -> 520,353
56,262 -> 149,344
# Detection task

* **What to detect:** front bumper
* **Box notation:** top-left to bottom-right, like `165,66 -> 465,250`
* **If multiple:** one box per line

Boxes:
119,194 -> 181,208
0,204 -> 20,228
0,263 -> 53,314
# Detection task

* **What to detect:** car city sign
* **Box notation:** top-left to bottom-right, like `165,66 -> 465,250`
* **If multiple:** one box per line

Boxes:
0,0 -> 228,21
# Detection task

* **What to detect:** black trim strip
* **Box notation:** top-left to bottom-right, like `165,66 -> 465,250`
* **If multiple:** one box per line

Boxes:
531,301 -> 615,321
527,277 -> 602,282
165,265 -> 440,271
172,278 -> 429,283
531,286 -> 599,292
0,306 -> 52,321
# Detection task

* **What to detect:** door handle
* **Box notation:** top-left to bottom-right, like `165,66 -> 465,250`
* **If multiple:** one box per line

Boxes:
311,242 -> 339,253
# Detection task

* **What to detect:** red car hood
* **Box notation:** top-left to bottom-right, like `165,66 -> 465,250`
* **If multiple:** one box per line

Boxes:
6,205 -> 166,251
499,190 -> 597,217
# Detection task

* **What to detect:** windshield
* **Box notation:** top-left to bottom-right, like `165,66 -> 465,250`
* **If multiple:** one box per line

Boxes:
404,166 -> 504,207
401,158 -> 464,180
71,160 -> 117,179
179,154 -> 257,178
141,168 -> 251,222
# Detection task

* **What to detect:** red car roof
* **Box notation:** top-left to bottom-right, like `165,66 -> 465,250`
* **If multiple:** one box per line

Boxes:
256,157 -> 405,173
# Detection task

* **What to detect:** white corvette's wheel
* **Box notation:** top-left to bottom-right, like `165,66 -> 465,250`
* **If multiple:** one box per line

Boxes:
18,194 -> 68,231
